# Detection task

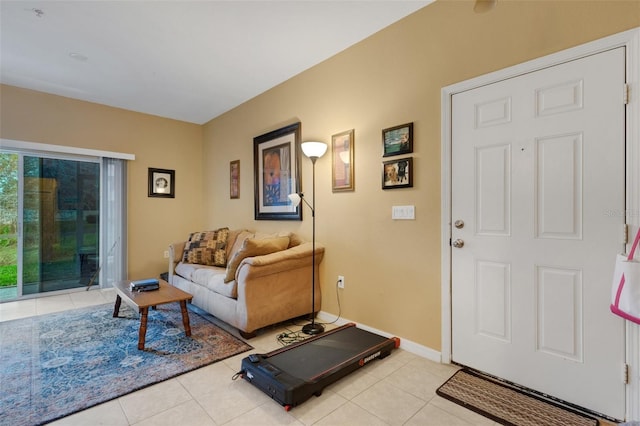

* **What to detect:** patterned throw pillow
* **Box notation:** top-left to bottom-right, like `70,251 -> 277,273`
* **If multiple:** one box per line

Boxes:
182,228 -> 230,267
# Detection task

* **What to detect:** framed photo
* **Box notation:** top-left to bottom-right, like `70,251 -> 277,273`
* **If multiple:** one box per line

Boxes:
148,168 -> 175,198
382,157 -> 413,189
254,122 -> 302,220
230,160 -> 240,199
331,129 -> 354,192
382,122 -> 413,157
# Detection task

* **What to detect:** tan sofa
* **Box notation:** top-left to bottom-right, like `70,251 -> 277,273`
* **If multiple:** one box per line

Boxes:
168,228 -> 324,338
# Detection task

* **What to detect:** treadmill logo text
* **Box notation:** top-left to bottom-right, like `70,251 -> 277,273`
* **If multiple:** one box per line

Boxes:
359,351 -> 381,367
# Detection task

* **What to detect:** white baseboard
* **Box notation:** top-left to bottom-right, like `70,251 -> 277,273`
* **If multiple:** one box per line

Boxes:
317,311 -> 441,363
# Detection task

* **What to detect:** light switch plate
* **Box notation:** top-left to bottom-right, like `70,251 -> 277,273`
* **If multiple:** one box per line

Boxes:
392,205 -> 415,220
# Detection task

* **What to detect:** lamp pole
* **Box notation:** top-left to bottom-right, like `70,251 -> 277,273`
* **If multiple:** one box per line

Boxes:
302,156 -> 323,335
289,141 -> 327,335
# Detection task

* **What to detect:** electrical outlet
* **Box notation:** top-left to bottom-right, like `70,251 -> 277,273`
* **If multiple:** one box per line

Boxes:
163,250 -> 169,259
337,275 -> 345,289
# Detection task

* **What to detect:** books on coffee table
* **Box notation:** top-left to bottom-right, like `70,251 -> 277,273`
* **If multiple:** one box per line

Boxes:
130,278 -> 160,291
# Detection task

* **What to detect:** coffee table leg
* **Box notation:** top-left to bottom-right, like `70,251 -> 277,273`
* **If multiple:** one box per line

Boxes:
180,300 -> 191,337
138,307 -> 149,350
113,295 -> 122,317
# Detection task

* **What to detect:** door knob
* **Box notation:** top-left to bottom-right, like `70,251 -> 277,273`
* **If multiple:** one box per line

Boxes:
454,220 -> 464,229
452,239 -> 464,248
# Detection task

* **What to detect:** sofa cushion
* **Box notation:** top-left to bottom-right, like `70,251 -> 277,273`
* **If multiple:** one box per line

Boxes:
182,228 -> 229,267
224,236 -> 290,283
174,262 -> 208,280
176,263 -> 237,298
192,267 -> 238,298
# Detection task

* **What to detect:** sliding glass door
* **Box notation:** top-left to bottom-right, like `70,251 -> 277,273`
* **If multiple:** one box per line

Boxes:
0,151 -> 100,300
0,153 -> 18,300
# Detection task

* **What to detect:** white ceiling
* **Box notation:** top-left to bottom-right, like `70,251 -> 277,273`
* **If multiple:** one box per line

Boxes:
1,0 -> 431,124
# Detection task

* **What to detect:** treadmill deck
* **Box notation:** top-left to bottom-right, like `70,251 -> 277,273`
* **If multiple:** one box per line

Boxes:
241,323 -> 400,409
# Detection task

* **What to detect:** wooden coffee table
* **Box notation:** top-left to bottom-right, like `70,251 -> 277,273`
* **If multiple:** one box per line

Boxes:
112,279 -> 193,350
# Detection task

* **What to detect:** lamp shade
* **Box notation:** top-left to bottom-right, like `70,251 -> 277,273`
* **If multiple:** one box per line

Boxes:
288,193 -> 302,207
301,141 -> 328,159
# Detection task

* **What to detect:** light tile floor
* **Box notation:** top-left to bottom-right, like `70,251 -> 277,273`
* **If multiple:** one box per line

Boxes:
0,289 -> 502,426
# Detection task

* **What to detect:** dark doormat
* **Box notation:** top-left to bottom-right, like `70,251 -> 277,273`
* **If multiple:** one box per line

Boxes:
436,368 -> 598,426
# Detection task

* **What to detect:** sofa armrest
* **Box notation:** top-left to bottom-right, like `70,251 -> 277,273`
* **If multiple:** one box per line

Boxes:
236,242 -> 324,281
235,241 -> 325,333
168,241 -> 186,282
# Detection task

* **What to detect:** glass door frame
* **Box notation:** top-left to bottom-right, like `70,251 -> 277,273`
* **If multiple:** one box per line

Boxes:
2,148 -> 102,300
1,138 -> 132,303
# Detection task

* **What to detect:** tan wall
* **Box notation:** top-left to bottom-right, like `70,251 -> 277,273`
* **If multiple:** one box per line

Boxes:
202,0 -> 640,350
0,85 -> 204,279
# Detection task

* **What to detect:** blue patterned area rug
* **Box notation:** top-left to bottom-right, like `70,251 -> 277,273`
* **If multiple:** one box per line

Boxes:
0,303 -> 252,426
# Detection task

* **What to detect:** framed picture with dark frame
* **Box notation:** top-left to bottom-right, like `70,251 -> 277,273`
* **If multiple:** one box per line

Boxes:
148,168 -> 175,198
331,129 -> 354,192
382,157 -> 413,189
230,160 -> 240,199
382,122 -> 413,157
254,122 -> 302,220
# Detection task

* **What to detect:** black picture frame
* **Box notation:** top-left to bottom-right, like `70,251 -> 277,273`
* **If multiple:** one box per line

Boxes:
382,122 -> 413,157
254,122 -> 302,220
382,157 -> 413,189
148,168 -> 175,198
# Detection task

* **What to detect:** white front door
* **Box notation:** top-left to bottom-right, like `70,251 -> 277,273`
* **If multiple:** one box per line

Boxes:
451,47 -> 626,418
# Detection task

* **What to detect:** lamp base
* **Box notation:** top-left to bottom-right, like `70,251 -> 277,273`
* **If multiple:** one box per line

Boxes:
302,322 -> 325,335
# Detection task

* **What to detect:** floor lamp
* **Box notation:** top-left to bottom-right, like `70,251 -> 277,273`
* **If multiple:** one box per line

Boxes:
288,141 -> 327,335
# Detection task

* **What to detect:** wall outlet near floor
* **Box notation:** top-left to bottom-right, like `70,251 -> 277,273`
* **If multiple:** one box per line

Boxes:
337,275 -> 345,289
163,250 -> 169,259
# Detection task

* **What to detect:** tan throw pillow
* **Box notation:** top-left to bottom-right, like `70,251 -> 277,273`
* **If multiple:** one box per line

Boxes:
224,236 -> 289,282
228,230 -> 254,260
182,228 -> 230,267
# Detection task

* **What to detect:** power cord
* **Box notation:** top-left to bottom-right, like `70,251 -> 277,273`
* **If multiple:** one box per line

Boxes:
275,277 -> 343,346
319,277 -> 343,326
276,328 -> 308,346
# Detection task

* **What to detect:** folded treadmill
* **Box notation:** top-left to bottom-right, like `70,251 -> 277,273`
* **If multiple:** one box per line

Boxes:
240,323 -> 400,410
